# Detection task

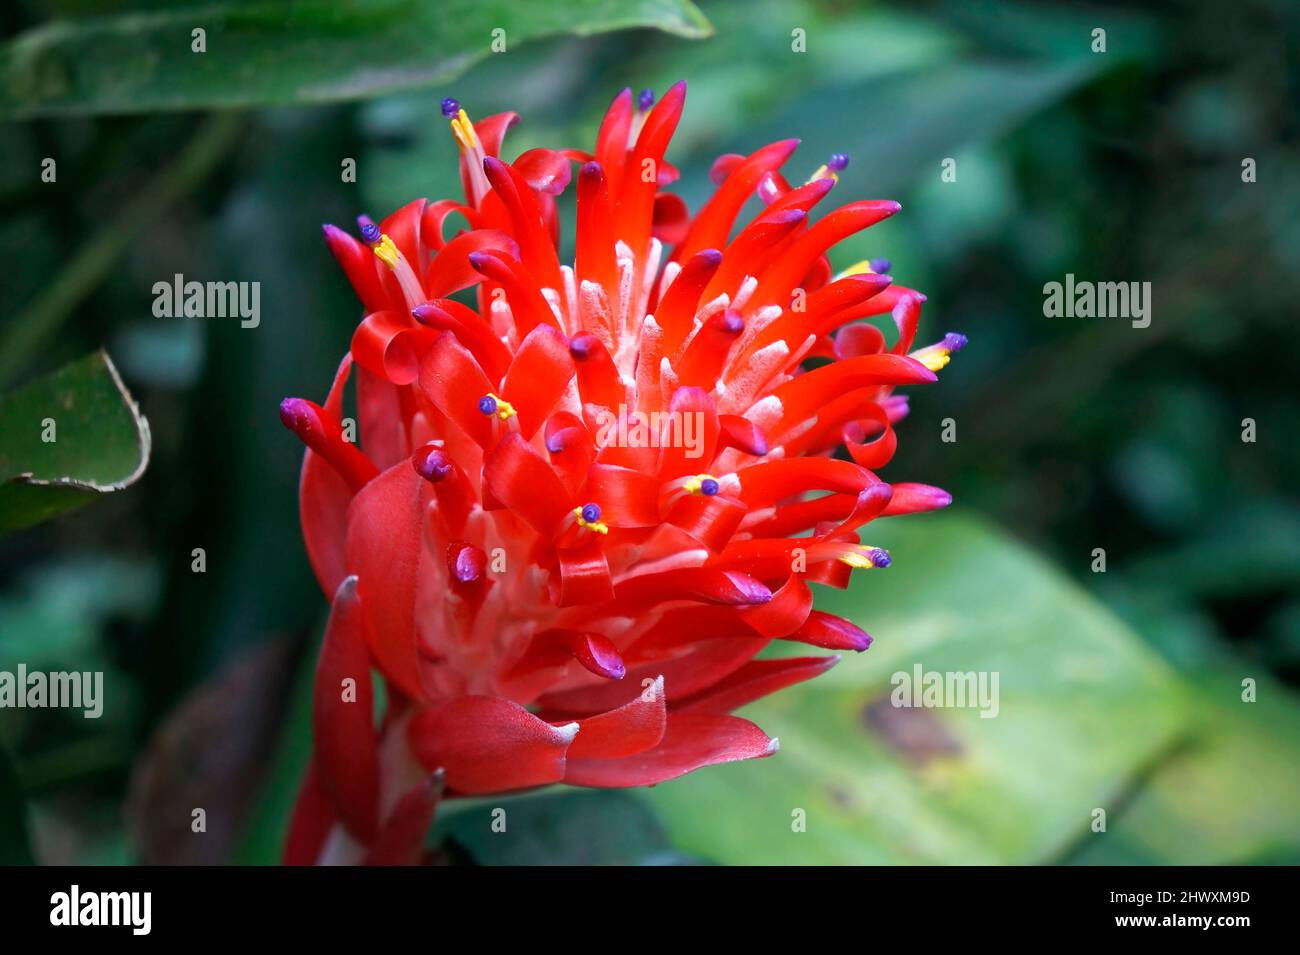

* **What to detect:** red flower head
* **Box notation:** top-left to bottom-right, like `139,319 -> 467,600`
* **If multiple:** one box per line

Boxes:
280,83 -> 962,864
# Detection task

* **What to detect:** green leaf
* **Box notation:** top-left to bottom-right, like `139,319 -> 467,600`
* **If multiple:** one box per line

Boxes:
638,513 -> 1188,864
0,0 -> 713,119
435,789 -> 690,865
0,350 -> 150,534
1067,668 -> 1300,865
0,743 -> 35,865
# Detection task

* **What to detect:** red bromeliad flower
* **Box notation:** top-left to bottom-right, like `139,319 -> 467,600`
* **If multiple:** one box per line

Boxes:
279,83 -> 963,864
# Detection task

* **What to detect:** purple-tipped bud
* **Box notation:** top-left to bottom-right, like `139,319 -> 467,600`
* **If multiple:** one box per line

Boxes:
413,446 -> 454,484
719,309 -> 745,335
581,503 -> 602,524
827,152 -> 850,172
943,332 -> 968,353
411,303 -> 448,327
869,257 -> 892,274
478,395 -> 498,415
569,333 -> 595,361
278,397 -> 313,434
700,478 -> 720,496
440,97 -> 460,118
357,214 -> 381,245
868,548 -> 892,568
637,88 -> 655,111
696,248 -> 724,268
546,433 -> 567,454
449,542 -> 487,583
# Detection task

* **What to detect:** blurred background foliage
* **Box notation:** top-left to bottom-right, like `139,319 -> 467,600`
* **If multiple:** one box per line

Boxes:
0,0 -> 1297,865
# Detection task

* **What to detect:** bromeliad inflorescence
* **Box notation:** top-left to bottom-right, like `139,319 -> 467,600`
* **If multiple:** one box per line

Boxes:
279,82 -> 963,865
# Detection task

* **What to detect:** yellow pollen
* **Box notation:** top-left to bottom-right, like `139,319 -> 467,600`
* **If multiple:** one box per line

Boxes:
682,474 -> 718,495
833,259 -> 876,280
450,107 -> 481,152
370,233 -> 401,270
837,550 -> 876,569
805,164 -> 838,185
484,393 -> 515,420
573,507 -> 609,534
919,351 -> 951,372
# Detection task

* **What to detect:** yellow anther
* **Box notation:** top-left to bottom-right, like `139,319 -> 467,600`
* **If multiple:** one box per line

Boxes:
450,108 -> 481,152
681,474 -> 720,496
918,351 -> 951,372
482,393 -> 515,420
370,233 -> 401,270
573,507 -> 609,534
836,545 -> 890,569
833,259 -> 876,281
805,164 -> 838,185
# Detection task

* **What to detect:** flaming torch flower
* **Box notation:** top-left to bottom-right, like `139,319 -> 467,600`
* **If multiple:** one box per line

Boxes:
280,82 -> 962,864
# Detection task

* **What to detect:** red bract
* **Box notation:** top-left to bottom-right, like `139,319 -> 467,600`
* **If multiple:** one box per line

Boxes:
280,84 -> 963,864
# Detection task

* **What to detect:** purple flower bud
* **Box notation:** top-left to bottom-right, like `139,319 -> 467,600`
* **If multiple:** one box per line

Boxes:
868,548 -> 892,569
827,152 -> 850,172
478,395 -> 498,415
943,332 -> 968,353
357,214 -> 381,245
637,88 -> 655,111
869,258 -> 891,274
440,97 -> 460,118
700,478 -> 720,496
581,503 -> 602,524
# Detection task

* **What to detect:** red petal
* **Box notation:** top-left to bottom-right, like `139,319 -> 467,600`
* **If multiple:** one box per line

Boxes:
482,433 -> 571,537
565,712 -> 777,788
652,192 -> 690,244
417,333 -> 496,449
407,696 -> 577,794
345,460 -> 427,701
584,463 -> 661,527
514,147 -> 573,196
297,355 -> 358,597
362,773 -> 444,866
677,655 -> 839,714
539,637 -> 768,716
425,228 -> 520,299
883,482 -> 952,515
312,576 -> 379,841
565,675 -> 667,759
500,324 -> 575,439
790,610 -> 873,651
553,537 -> 615,607
282,761 -> 335,865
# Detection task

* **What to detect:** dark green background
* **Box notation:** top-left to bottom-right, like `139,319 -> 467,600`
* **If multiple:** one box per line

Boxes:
0,0 -> 1296,864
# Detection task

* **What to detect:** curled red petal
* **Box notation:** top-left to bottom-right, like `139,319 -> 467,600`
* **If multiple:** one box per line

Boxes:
514,147 -> 573,196
565,712 -> 777,788
565,675 -> 667,760
676,655 -> 840,715
407,696 -> 577,794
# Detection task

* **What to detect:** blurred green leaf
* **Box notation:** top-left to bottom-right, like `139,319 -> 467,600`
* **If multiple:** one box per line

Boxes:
0,743 -> 35,865
638,513 -> 1188,864
436,789 -> 688,865
0,350 -> 150,534
0,0 -> 712,118
1068,668 -> 1300,864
